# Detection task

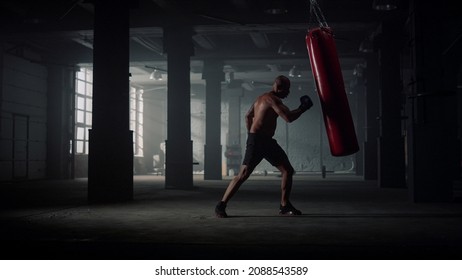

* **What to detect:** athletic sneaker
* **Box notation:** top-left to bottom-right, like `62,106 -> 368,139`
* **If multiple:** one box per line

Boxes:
215,201 -> 228,218
279,202 -> 302,216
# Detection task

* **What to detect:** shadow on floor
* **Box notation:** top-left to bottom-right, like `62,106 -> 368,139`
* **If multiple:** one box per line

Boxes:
1,175 -> 462,260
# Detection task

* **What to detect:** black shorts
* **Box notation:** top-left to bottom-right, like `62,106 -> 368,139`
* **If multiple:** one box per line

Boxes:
242,133 -> 288,168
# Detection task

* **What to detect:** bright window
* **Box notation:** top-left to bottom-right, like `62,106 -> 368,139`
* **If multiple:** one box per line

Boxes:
130,87 -> 144,156
74,68 -> 143,156
74,67 -> 93,154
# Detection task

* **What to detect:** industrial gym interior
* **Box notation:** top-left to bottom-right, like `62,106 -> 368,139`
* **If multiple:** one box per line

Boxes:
1,0 -> 461,259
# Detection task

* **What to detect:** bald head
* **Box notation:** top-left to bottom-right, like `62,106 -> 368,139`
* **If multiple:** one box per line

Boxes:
272,75 -> 291,98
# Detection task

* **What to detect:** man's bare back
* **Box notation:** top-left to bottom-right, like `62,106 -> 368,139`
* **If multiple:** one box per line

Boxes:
246,88 -> 306,138
246,92 -> 283,137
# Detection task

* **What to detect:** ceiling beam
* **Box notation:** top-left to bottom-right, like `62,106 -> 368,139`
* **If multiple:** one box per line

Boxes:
192,34 -> 215,50
249,32 -> 270,48
131,36 -> 163,55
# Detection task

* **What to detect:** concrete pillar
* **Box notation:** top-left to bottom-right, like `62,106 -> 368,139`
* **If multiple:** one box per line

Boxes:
0,42 -> 6,180
406,0 -> 460,202
0,41 -> 3,118
164,24 -> 194,188
203,59 -> 224,180
225,89 -> 243,175
88,0 -> 133,202
458,67 -> 462,180
227,90 -> 242,145
47,65 -> 73,179
376,21 -> 406,188
142,94 -> 166,174
353,82 -> 366,176
363,53 -> 379,180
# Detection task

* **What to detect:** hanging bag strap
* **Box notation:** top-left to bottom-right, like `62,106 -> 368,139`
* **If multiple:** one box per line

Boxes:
309,0 -> 329,29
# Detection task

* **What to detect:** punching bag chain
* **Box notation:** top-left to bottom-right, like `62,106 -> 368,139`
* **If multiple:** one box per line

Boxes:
309,0 -> 328,29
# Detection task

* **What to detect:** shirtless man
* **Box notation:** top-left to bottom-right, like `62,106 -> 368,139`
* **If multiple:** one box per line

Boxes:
215,75 -> 313,218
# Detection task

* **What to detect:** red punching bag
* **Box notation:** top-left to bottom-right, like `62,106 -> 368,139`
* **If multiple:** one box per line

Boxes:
306,3 -> 359,156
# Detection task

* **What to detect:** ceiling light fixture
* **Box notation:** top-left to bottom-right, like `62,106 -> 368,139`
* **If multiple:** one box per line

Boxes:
144,65 -> 167,81
264,0 -> 288,15
288,66 -> 302,78
145,65 -> 167,81
278,40 -> 296,55
353,64 -> 365,78
372,0 -> 398,11
149,69 -> 163,80
359,37 -> 373,53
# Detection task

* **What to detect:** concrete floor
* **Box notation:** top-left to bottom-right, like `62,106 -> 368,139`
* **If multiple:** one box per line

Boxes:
1,174 -> 462,260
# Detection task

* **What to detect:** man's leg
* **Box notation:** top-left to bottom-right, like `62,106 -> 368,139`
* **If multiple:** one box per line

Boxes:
221,165 -> 253,203
275,158 -> 295,206
276,159 -> 301,215
215,164 -> 255,218
216,133 -> 262,217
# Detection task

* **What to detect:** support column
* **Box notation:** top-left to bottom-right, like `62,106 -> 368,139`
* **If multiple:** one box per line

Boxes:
406,0 -> 459,202
47,65 -> 73,179
0,40 -> 3,121
225,88 -> 243,176
142,94 -> 166,174
0,41 -> 5,179
376,21 -> 406,188
353,81 -> 366,176
203,59 -> 224,180
88,0 -> 133,202
164,24 -> 194,188
363,53 -> 380,180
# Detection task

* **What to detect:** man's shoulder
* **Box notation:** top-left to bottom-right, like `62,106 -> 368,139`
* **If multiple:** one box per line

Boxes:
254,92 -> 281,109
259,91 -> 280,101
265,92 -> 282,104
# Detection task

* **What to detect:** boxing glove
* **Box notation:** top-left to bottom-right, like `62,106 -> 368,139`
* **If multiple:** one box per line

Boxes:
299,95 -> 313,112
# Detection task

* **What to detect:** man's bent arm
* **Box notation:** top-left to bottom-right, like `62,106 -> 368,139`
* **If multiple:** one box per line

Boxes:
286,108 -> 305,123
273,102 -> 305,123
245,104 -> 255,131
